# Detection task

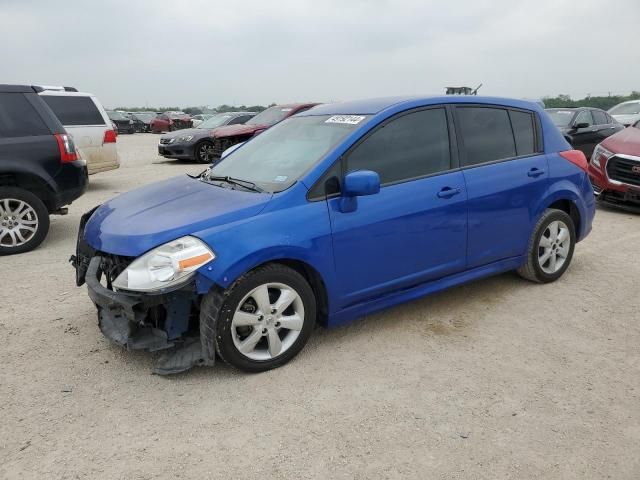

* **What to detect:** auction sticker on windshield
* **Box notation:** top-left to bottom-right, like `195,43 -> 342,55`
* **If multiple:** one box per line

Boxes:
325,115 -> 366,125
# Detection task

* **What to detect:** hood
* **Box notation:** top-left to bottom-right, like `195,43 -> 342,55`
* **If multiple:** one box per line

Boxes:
213,123 -> 266,139
611,114 -> 640,126
160,127 -> 207,140
85,175 -> 271,256
602,126 -> 640,157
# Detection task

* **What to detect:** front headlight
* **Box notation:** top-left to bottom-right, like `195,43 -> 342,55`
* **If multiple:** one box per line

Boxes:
591,144 -> 613,168
129,120 -> 134,124
112,236 -> 214,292
175,134 -> 194,143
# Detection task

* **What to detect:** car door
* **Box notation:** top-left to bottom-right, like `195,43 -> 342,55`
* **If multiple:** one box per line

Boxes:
569,109 -> 599,157
454,106 -> 549,269
593,110 -> 623,146
326,107 -> 467,307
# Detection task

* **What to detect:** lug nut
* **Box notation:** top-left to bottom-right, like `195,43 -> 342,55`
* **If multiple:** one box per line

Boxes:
275,322 -> 281,328
258,315 -> 263,321
262,328 -> 268,334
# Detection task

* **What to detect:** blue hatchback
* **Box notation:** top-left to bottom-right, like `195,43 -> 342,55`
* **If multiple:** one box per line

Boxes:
73,95 -> 595,373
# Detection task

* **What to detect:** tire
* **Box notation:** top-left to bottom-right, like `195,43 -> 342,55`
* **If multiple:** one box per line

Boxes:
517,208 -> 576,283
201,263 -> 316,372
0,187 -> 50,255
194,141 -> 214,164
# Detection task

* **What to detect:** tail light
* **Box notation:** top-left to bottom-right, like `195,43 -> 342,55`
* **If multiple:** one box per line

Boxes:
559,150 -> 588,172
103,129 -> 117,144
54,133 -> 79,163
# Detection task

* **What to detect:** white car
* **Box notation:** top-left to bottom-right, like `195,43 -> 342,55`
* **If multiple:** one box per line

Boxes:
608,100 -> 640,127
38,86 -> 120,175
191,114 -> 214,127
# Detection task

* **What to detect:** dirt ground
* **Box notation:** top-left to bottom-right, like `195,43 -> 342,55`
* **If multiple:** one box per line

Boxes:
1,133 -> 639,479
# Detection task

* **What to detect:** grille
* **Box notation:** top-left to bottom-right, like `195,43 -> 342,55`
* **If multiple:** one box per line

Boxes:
212,137 -> 239,157
607,156 -> 640,187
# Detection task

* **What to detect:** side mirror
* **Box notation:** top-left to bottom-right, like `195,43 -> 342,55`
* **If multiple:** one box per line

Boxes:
339,170 -> 380,213
343,170 -> 380,197
574,122 -> 590,129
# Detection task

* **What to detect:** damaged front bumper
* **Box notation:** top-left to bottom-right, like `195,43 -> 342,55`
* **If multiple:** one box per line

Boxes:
71,209 -> 215,374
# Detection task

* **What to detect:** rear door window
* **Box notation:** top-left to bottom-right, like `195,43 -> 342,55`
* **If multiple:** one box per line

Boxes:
347,108 -> 451,185
592,110 -> 607,125
0,93 -> 50,138
508,110 -> 536,156
41,95 -> 105,126
456,107 -> 516,166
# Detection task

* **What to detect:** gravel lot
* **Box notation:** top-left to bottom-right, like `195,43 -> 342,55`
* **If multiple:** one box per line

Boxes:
1,133 -> 639,479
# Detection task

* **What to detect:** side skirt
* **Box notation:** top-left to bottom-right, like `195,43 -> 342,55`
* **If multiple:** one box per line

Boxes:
327,255 -> 525,328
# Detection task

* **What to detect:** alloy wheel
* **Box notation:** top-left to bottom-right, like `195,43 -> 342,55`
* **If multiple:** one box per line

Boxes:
0,198 -> 39,248
538,220 -> 570,274
231,282 -> 305,361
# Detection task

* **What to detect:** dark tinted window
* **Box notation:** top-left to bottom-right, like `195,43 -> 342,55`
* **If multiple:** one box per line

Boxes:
228,116 -> 247,125
347,108 -> 451,185
509,110 -> 536,156
457,107 -> 516,166
0,93 -> 50,138
592,110 -> 607,125
42,95 -> 105,126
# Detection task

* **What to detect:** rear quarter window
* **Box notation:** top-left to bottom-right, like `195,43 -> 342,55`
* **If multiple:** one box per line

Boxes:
0,92 -> 50,138
41,95 -> 105,126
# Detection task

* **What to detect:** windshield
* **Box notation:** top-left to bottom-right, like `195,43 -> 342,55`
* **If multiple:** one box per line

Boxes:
207,114 -> 370,193
198,114 -> 234,129
134,113 -> 154,121
247,106 -> 295,126
108,111 -> 127,121
546,109 -> 575,127
609,102 -> 640,115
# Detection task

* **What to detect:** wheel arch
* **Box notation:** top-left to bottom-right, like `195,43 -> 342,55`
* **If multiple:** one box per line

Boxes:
0,170 -> 55,211
536,183 -> 587,241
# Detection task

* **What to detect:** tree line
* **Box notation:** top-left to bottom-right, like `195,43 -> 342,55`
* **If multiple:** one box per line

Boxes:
543,92 -> 640,110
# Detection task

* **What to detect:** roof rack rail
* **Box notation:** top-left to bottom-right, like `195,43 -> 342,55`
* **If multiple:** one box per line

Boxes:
33,85 -> 78,92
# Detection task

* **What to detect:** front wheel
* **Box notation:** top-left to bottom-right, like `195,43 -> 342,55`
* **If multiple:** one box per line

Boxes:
194,141 -> 214,164
0,187 -> 50,255
517,208 -> 576,283
201,264 -> 316,372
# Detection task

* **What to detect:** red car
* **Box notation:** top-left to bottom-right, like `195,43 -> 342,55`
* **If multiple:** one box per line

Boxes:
151,112 -> 193,133
208,103 -> 319,158
589,119 -> 640,211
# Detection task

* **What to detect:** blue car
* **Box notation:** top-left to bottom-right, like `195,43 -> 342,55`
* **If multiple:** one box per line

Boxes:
73,95 -> 595,374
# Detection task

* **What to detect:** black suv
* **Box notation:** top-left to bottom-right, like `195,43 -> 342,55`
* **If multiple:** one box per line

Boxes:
0,85 -> 88,255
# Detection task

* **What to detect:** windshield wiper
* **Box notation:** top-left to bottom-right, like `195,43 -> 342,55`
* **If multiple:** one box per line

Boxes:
203,175 -> 265,193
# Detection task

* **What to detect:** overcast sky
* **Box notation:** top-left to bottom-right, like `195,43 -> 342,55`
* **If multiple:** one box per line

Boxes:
1,0 -> 638,108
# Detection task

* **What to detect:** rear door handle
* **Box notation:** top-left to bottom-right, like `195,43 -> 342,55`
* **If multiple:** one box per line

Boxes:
527,168 -> 545,178
437,187 -> 461,199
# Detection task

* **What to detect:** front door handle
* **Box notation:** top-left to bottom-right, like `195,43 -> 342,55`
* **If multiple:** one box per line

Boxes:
527,168 -> 545,178
437,187 -> 461,199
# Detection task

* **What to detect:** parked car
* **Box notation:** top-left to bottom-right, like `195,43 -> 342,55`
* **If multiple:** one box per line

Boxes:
158,112 -> 256,163
191,114 -> 214,127
546,107 -> 623,159
150,112 -> 193,133
208,103 -> 319,158
589,119 -> 640,211
38,86 -> 119,175
129,112 -> 156,133
107,111 -> 135,134
0,84 -> 88,255
73,95 -> 594,374
608,100 -> 640,127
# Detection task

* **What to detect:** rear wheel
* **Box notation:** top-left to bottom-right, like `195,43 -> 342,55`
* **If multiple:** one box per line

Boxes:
0,187 -> 50,255
201,264 -> 316,372
194,141 -> 214,163
517,208 -> 575,283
